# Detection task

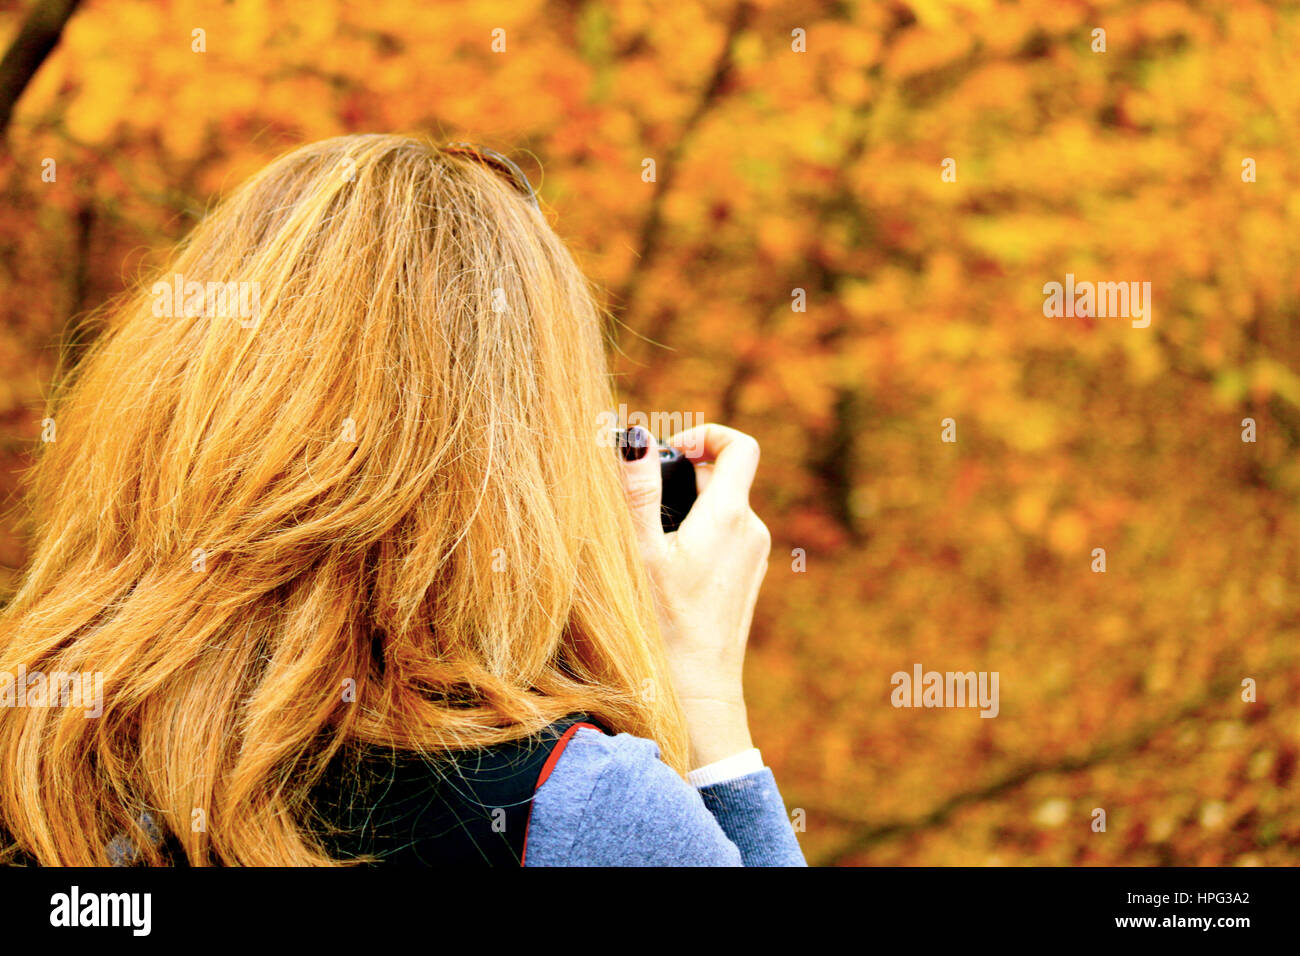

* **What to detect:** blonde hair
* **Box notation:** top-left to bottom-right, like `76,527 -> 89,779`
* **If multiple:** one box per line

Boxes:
0,133 -> 688,865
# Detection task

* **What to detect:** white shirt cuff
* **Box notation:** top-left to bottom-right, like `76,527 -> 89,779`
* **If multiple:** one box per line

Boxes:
686,748 -> 764,788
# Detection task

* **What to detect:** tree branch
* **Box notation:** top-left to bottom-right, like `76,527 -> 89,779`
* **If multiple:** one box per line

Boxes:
813,664 -> 1289,866
611,1 -> 753,348
0,0 -> 83,139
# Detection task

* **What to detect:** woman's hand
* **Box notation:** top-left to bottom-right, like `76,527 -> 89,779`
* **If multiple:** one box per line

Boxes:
618,423 -> 771,769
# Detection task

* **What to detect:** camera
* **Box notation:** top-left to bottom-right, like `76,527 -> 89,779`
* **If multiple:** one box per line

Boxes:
613,429 -> 697,532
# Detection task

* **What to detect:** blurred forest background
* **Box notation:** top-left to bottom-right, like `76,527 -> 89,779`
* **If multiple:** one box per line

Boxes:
1,0 -> 1297,866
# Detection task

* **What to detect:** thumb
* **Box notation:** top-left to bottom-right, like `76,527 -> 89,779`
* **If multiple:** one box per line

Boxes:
617,426 -> 665,555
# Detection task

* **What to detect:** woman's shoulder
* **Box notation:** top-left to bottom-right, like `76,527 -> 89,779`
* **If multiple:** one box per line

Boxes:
524,726 -> 743,866
311,713 -> 599,866
534,725 -> 669,804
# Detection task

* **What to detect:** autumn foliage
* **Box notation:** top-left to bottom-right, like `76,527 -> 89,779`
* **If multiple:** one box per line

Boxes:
1,0 -> 1297,865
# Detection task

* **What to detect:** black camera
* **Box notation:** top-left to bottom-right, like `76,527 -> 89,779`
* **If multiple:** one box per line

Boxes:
614,429 -> 697,532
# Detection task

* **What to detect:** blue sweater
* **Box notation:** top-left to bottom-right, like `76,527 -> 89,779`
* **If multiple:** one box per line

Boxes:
523,728 -> 807,866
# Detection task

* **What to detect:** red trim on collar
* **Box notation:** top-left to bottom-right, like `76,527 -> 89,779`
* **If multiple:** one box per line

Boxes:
520,721 -> 601,866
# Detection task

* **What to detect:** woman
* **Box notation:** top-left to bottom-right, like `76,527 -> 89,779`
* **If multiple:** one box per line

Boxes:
0,134 -> 805,866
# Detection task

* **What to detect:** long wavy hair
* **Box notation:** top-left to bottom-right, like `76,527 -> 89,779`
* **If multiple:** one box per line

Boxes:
0,133 -> 689,865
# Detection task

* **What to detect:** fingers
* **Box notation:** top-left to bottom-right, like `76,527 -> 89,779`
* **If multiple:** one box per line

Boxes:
693,462 -> 714,497
666,423 -> 760,505
617,426 -> 665,554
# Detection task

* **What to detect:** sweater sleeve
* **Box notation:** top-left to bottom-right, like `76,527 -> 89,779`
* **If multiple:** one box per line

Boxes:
523,728 -> 807,867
